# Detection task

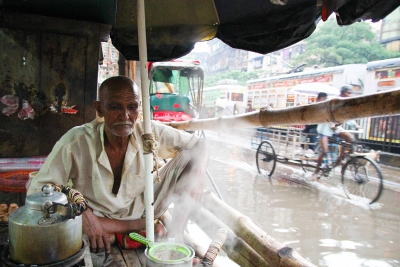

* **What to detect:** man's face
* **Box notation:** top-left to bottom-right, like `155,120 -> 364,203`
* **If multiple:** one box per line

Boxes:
95,81 -> 140,137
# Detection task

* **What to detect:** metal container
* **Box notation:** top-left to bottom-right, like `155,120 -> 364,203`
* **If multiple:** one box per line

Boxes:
144,243 -> 194,267
8,185 -> 82,265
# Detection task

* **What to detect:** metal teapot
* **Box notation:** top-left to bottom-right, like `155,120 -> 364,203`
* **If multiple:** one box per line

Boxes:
8,184 -> 87,265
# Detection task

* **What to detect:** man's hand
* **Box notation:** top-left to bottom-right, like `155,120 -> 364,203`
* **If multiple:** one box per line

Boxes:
155,219 -> 168,237
82,208 -> 111,255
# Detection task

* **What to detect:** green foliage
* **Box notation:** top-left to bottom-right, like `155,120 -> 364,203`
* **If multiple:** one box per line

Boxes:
291,18 -> 400,68
204,70 -> 260,87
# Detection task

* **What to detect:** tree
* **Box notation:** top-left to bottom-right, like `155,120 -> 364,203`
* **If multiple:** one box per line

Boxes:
291,18 -> 400,68
204,70 -> 260,87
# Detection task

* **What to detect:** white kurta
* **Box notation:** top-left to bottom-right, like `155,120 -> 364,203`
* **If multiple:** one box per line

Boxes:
27,118 -> 199,220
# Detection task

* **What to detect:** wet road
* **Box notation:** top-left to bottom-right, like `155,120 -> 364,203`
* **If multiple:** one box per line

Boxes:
203,130 -> 400,267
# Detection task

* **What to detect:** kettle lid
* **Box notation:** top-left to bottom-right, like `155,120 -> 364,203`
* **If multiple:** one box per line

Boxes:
25,184 -> 68,211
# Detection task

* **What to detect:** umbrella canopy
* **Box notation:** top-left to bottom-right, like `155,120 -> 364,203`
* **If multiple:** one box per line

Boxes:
289,83 -> 340,96
2,0 -> 399,61
112,0 -> 400,61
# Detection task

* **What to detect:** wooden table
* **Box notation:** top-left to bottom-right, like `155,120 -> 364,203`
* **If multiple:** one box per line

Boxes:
81,235 -> 147,267
108,246 -> 147,267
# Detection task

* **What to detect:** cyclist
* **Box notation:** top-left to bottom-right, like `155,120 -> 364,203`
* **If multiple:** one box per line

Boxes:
299,92 -> 327,153
312,85 -> 359,180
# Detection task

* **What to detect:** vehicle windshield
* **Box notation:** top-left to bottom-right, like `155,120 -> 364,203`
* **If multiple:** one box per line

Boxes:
150,69 -> 190,96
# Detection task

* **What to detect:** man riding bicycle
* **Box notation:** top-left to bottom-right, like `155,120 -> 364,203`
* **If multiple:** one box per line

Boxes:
312,85 -> 361,180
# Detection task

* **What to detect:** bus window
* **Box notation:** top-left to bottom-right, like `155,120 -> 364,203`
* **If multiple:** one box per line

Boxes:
286,94 -> 295,106
231,93 -> 243,101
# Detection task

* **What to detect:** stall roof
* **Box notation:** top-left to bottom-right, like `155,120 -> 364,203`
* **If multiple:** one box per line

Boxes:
1,0 -> 399,61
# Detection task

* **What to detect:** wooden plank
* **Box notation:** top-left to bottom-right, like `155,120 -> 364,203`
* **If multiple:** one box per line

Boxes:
109,246 -> 128,267
120,248 -> 145,267
38,32 -> 88,155
137,249 -> 147,266
80,241 -> 146,267
0,11 -> 108,158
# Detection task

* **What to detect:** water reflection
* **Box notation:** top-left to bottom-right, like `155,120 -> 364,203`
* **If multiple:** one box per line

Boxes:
206,138 -> 400,267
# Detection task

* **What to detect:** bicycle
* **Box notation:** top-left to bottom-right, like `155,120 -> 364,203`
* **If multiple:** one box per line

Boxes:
301,134 -> 384,204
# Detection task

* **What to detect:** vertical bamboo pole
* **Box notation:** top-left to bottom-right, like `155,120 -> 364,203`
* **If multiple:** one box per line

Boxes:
137,0 -> 154,241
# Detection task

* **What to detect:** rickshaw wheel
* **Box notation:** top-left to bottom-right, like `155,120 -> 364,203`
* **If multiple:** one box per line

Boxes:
256,140 -> 276,177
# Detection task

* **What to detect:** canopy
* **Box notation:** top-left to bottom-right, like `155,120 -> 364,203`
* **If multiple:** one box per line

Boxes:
2,0 -> 399,61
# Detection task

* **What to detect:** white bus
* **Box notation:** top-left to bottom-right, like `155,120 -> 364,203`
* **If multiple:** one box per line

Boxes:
364,58 -> 400,94
246,64 -> 366,109
202,79 -> 247,117
360,58 -> 400,147
246,59 -> 400,152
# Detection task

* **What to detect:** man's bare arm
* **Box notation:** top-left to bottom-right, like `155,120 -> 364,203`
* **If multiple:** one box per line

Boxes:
82,209 -> 166,254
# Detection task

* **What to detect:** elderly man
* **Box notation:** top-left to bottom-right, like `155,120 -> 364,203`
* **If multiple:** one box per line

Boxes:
27,76 -> 209,259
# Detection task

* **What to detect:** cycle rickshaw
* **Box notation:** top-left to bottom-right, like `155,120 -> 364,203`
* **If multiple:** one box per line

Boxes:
251,126 -> 384,204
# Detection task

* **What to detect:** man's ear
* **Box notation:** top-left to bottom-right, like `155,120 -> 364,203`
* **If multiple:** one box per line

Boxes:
94,100 -> 103,117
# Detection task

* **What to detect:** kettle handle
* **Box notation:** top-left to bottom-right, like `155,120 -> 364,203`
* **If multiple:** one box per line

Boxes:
43,184 -> 88,217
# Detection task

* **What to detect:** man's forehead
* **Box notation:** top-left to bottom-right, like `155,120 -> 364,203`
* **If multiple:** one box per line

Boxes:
104,90 -> 140,102
103,85 -> 138,96
98,77 -> 141,101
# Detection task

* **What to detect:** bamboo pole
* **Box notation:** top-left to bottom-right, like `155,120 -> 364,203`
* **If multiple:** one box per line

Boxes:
160,211 -> 224,267
137,0 -> 155,242
164,89 -> 400,131
202,192 -> 317,267
161,208 -> 268,267
191,207 -> 270,267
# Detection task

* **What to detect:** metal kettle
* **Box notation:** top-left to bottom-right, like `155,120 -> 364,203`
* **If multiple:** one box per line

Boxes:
8,184 -> 86,265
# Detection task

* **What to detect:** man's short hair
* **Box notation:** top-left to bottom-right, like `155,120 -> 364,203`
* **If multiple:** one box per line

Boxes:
97,76 -> 139,101
317,92 -> 327,99
340,84 -> 353,95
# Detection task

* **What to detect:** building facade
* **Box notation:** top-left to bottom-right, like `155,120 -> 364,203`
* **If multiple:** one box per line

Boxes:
205,39 -> 248,75
380,7 -> 400,52
98,39 -> 120,85
247,42 -> 307,78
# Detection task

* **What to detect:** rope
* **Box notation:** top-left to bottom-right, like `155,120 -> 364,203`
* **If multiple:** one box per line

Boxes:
52,184 -> 88,216
141,133 -> 161,182
202,228 -> 228,266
